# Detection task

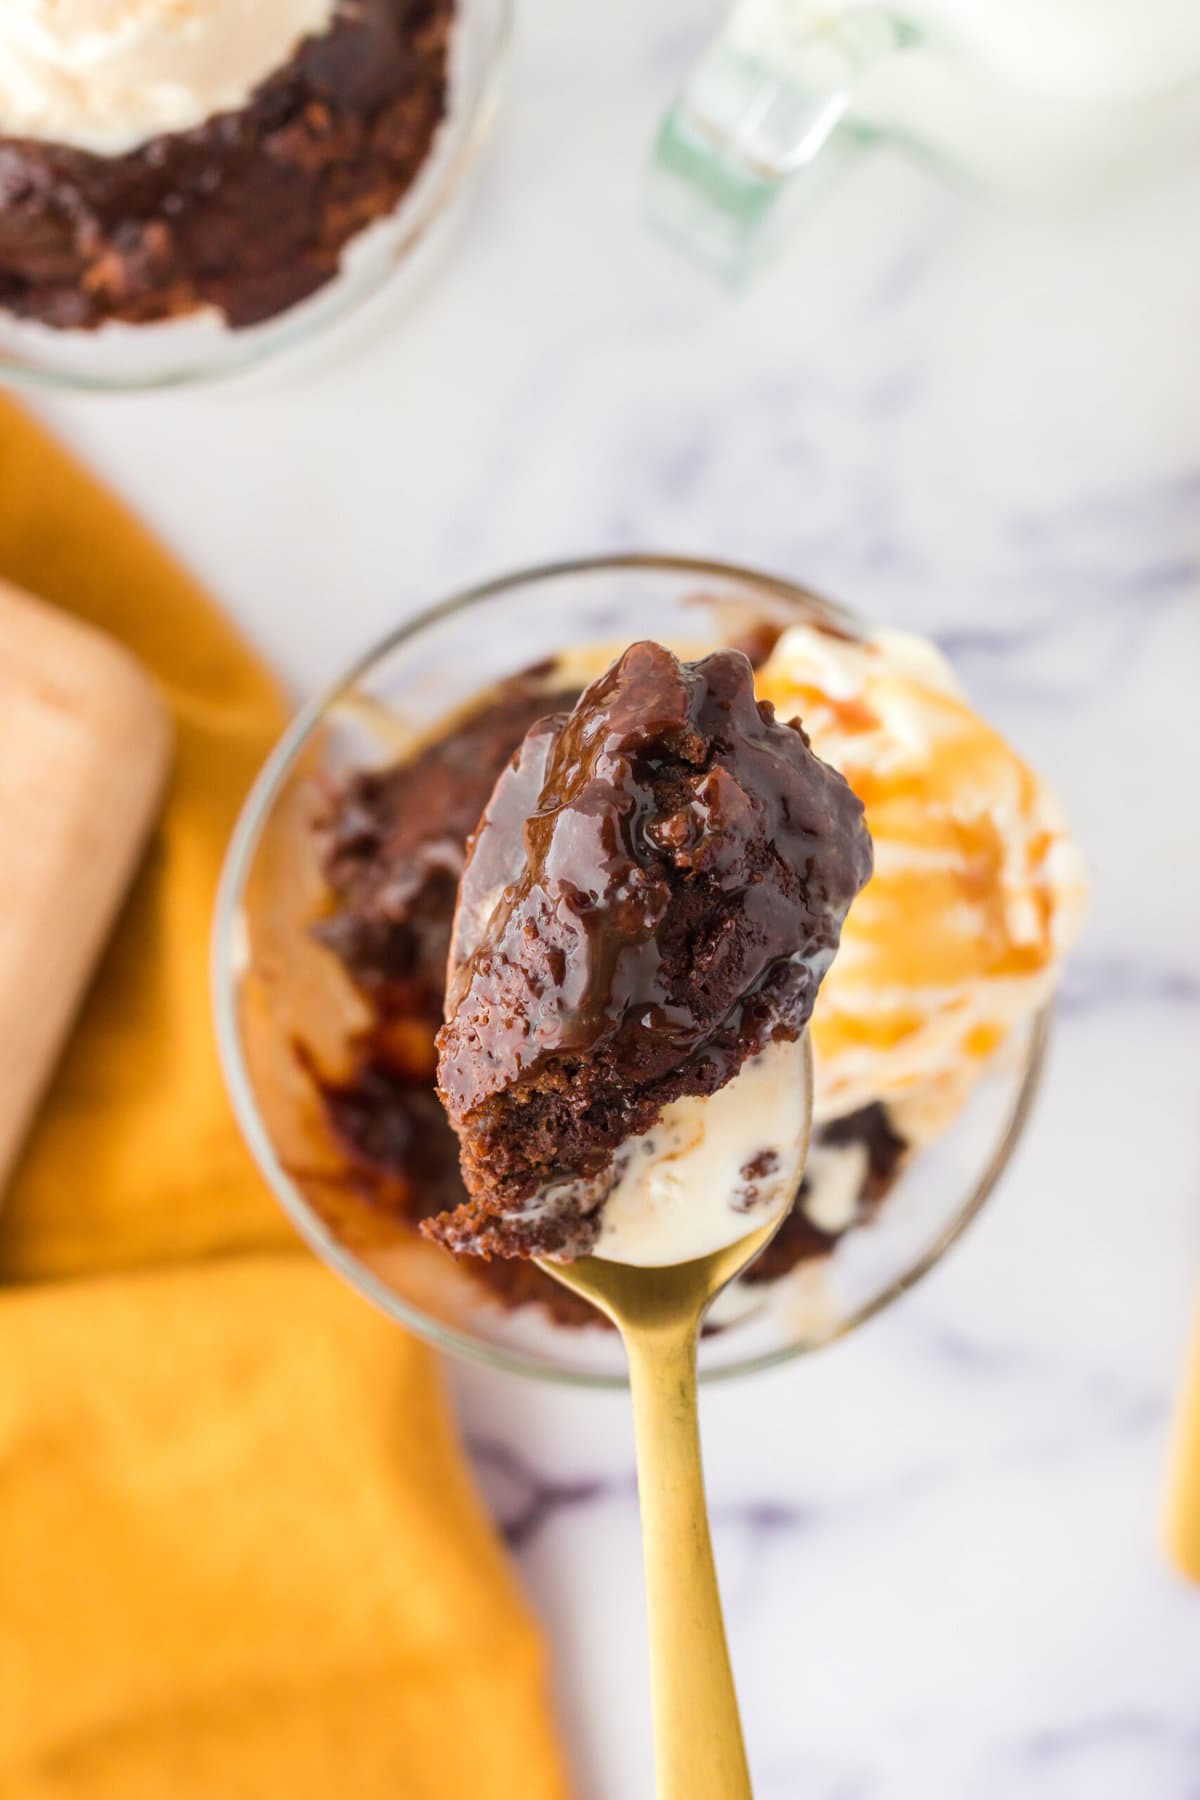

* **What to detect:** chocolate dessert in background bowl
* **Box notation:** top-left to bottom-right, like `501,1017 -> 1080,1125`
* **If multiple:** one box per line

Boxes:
212,555 -> 1085,1386
0,0 -> 510,390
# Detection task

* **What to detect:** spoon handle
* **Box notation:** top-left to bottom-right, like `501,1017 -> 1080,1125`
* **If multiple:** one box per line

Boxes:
625,1322 -> 753,1800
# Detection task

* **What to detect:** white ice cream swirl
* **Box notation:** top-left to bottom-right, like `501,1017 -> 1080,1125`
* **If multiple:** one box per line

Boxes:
0,0 -> 338,155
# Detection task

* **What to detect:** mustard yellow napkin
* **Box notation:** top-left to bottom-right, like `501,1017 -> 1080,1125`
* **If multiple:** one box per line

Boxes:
0,399 -> 293,1279
1165,1307 -> 1200,1581
0,400 -> 570,1800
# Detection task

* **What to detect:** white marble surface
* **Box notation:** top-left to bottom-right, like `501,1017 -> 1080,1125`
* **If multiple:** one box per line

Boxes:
32,3 -> 1200,1794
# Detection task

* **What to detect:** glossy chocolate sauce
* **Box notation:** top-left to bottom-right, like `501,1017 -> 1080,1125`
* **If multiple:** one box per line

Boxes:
317,676 -> 580,1025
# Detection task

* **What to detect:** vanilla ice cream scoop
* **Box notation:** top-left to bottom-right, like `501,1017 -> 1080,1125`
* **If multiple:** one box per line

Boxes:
578,1036 -> 811,1267
0,0 -> 336,154
756,623 -> 1088,1133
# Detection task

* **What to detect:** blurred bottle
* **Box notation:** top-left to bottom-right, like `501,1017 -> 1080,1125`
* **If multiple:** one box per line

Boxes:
650,0 -> 1200,275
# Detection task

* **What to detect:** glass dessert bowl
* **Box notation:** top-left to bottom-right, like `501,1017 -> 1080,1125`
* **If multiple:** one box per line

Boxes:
213,554 -> 1069,1387
0,0 -> 510,392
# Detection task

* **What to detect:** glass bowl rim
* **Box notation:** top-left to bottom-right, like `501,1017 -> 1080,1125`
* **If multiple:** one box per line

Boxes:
0,0 -> 514,395
211,550 -> 1052,1388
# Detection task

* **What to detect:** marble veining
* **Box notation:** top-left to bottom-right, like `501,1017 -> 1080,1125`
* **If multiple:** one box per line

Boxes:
469,1434 -> 628,1550
1059,954 -> 1200,1016
31,0 -> 1200,1793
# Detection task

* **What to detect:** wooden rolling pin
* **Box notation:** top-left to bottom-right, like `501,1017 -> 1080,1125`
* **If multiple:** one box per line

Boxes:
1164,1309 -> 1200,1580
0,579 -> 172,1198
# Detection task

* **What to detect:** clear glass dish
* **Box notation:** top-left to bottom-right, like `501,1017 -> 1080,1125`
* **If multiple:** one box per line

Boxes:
212,554 -> 1050,1387
0,0 -> 510,393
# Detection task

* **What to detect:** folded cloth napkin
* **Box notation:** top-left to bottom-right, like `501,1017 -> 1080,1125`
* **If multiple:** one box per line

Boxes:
0,399 -> 293,1279
0,400 -> 569,1800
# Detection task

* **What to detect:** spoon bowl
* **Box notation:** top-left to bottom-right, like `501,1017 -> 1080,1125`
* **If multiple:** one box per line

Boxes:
536,1204 -> 800,1334
536,1033 -> 814,1800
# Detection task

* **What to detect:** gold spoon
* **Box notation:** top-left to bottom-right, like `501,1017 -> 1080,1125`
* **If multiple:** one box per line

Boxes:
536,1034 -> 814,1800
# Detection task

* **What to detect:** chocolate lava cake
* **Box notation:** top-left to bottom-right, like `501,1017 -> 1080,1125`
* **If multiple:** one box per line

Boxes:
312,652 -> 904,1322
0,0 -> 453,331
430,641 -> 873,1259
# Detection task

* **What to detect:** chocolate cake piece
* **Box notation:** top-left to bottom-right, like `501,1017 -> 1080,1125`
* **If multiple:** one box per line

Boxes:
0,0 -> 453,331
430,640 -> 873,1259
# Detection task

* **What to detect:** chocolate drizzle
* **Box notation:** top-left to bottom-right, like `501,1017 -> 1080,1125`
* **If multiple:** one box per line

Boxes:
317,676 -> 579,1025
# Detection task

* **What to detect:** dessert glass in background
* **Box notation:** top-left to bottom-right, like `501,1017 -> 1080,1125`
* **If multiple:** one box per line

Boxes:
213,554 -> 1065,1387
0,0 -> 510,391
